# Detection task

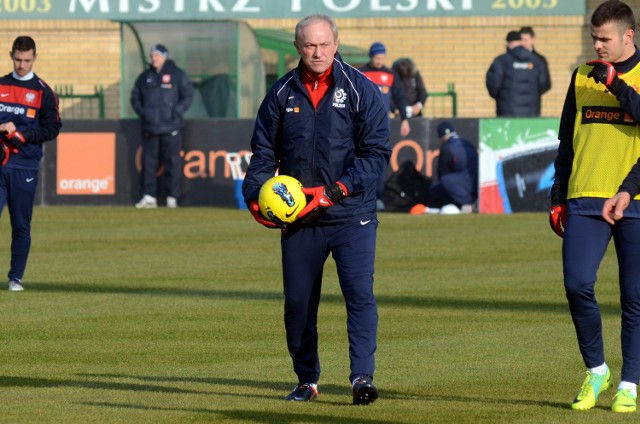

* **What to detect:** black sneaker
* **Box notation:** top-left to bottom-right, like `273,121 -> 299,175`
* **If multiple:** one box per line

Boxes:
352,376 -> 378,405
284,383 -> 318,401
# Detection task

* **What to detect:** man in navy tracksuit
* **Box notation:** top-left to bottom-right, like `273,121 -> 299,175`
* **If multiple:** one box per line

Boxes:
131,44 -> 193,209
0,36 -> 61,291
242,15 -> 391,405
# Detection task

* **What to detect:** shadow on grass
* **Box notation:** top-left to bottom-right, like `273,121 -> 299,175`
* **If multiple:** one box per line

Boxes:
76,373 -> 568,410
26,282 -> 621,315
1,372 -> 568,417
0,375 -> 206,394
80,402 -> 405,423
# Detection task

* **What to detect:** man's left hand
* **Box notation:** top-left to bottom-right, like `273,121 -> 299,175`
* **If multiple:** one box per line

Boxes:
602,192 -> 631,225
297,182 -> 348,220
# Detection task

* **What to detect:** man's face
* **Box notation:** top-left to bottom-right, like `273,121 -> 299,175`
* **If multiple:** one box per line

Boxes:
150,52 -> 167,70
520,33 -> 534,51
591,21 -> 635,63
370,54 -> 386,69
10,49 -> 35,77
294,20 -> 338,76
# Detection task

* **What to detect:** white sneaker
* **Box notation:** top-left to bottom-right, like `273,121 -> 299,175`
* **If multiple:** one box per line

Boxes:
440,204 -> 461,215
460,203 -> 475,214
8,279 -> 24,291
166,196 -> 178,208
135,195 -> 157,209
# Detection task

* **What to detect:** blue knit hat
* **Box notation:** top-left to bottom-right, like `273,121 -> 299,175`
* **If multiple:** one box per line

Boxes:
369,42 -> 386,58
437,121 -> 455,138
150,44 -> 169,58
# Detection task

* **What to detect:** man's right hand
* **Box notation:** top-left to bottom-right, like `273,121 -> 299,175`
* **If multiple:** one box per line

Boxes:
549,204 -> 567,238
248,200 -> 280,229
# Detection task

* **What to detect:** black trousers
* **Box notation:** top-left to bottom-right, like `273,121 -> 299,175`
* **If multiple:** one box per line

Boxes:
141,131 -> 182,198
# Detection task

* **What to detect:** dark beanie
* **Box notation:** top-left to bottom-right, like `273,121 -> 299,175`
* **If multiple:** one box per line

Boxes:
369,42 -> 386,58
437,121 -> 455,138
506,31 -> 521,42
150,44 -> 169,58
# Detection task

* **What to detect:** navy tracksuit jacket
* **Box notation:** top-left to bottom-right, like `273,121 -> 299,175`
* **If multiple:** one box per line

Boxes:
243,53 -> 391,384
0,72 -> 61,281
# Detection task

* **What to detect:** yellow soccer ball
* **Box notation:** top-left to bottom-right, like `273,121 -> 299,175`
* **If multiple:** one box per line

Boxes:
258,175 -> 307,223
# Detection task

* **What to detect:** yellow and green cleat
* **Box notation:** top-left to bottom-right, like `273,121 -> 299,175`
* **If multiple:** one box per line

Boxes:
612,389 -> 637,413
571,369 -> 611,411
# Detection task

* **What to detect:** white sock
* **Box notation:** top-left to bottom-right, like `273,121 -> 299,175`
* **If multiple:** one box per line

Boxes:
589,363 -> 608,375
618,381 -> 637,396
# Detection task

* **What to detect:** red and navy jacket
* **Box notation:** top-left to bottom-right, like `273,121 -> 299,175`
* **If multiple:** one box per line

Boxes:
243,53 -> 391,224
358,62 -> 409,120
0,72 -> 61,170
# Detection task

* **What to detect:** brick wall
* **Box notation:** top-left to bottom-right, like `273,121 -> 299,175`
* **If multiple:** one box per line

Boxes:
0,20 -> 121,119
0,0 -> 635,120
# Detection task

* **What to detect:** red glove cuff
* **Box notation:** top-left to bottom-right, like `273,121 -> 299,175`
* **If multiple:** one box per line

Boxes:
336,181 -> 348,197
6,131 -> 25,145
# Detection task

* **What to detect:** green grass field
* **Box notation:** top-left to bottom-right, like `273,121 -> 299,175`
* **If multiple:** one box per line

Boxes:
0,207 -> 634,423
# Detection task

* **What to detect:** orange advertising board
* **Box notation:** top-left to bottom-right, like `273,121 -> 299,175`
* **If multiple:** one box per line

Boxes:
57,133 -> 116,195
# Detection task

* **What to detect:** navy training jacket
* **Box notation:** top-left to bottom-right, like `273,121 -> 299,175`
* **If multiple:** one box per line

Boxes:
130,59 -> 194,135
243,53 -> 391,224
0,73 -> 61,170
485,46 -> 549,117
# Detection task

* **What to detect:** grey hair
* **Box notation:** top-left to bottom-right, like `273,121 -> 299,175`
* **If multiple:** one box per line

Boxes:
295,15 -> 338,43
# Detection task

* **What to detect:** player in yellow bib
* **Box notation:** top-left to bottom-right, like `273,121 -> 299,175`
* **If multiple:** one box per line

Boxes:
550,0 -> 639,414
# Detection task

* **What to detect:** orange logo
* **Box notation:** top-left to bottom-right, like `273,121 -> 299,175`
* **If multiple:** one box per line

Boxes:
57,133 -> 116,195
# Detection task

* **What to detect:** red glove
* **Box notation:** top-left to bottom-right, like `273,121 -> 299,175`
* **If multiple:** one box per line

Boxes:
297,182 -> 348,220
549,204 -> 567,238
0,143 -> 9,165
3,131 -> 25,149
586,60 -> 626,95
248,200 -> 280,229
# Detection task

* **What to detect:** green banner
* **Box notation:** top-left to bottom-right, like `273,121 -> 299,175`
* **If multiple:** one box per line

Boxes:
0,0 -> 585,20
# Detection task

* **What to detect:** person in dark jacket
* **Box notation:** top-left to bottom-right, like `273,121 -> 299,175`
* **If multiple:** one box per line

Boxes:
391,57 -> 428,117
485,31 -> 549,117
429,121 -> 478,210
520,26 -> 552,115
359,42 -> 408,210
131,44 -> 194,208
359,42 -> 410,137
410,121 -> 478,215
242,14 -> 390,405
0,36 -> 61,291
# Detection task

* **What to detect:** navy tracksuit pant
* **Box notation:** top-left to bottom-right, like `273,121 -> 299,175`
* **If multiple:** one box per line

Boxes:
141,131 -> 182,198
281,220 -> 378,384
563,214 -> 640,384
0,166 -> 38,281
